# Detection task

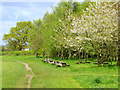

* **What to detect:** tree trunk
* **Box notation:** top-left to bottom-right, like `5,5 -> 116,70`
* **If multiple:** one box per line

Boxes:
75,55 -> 77,60
68,48 -> 71,60
111,55 -> 114,65
43,51 -> 46,59
87,53 -> 88,59
57,51 -> 60,59
81,50 -> 83,59
78,51 -> 80,60
97,54 -> 100,66
43,54 -> 45,59
61,48 -> 63,60
55,55 -> 57,59
36,51 -> 38,58
97,55 -> 98,62
115,56 -> 116,61
84,51 -> 86,61
116,60 -> 119,66
111,56 -> 112,65
52,55 -> 54,59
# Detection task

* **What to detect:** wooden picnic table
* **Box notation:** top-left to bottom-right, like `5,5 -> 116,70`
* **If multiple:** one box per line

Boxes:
93,62 -> 109,66
76,59 -> 90,64
60,62 -> 67,66
56,62 -> 70,67
41,58 -> 70,67
93,62 -> 108,64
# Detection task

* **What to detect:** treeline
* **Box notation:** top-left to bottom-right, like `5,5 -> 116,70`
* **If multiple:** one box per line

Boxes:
3,1 -> 119,65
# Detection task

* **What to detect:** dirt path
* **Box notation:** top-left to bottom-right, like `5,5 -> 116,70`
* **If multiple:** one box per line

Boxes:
16,61 -> 34,88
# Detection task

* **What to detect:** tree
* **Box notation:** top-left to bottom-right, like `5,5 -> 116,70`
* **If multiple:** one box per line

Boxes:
3,21 -> 32,51
77,2 -> 118,64
28,19 -> 43,58
0,46 -> 5,52
72,1 -> 90,17
54,9 -> 80,60
41,12 -> 57,58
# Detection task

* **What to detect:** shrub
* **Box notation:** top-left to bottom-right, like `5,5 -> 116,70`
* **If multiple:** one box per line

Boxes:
1,51 -> 14,56
1,50 -> 35,56
13,51 -> 20,56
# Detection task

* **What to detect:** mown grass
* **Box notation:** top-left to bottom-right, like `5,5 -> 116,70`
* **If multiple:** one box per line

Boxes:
2,56 -> 118,88
0,56 -> 2,89
2,58 -> 27,88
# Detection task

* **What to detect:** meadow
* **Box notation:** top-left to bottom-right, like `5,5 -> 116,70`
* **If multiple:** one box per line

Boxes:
2,56 -> 118,88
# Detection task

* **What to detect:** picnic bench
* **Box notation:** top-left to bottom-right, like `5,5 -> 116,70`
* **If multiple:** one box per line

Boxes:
60,62 -> 70,66
93,60 -> 108,66
43,58 -> 49,62
76,59 -> 90,64
41,58 -> 70,67
56,62 -> 70,67
93,62 -> 108,65
48,60 -> 54,64
54,61 -> 60,64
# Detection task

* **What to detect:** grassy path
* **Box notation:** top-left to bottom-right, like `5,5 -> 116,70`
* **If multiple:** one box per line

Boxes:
16,61 -> 34,88
2,56 -> 118,88
2,56 -> 81,88
28,60 -> 81,88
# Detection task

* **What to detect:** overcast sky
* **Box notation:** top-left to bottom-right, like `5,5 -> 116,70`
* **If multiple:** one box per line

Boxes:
0,0 -> 84,45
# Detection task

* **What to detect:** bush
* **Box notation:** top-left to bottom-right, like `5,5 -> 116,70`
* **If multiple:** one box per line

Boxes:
1,51 -> 14,56
13,51 -> 20,56
1,50 -> 34,56
19,51 -> 26,56
26,50 -> 34,55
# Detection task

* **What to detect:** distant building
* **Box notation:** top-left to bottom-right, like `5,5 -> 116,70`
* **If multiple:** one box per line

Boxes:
25,48 -> 30,51
22,48 -> 30,51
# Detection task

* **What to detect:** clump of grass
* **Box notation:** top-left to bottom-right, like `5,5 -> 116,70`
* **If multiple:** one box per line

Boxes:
93,77 -> 102,84
73,75 -> 118,88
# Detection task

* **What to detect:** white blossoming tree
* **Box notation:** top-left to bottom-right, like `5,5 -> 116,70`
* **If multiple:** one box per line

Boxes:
53,9 -> 80,60
53,1 -> 118,64
78,2 -> 118,64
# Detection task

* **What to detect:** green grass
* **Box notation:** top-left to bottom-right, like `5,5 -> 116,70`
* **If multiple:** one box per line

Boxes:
1,56 -> 118,88
2,58 -> 27,88
0,57 -> 2,90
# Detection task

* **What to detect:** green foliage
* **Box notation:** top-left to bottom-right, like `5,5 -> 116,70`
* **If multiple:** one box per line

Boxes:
27,19 -> 43,57
72,1 -> 90,16
1,51 -> 13,56
1,51 -> 34,56
0,46 -> 6,52
3,21 -> 32,51
2,1 -> 118,64
3,0 -> 91,59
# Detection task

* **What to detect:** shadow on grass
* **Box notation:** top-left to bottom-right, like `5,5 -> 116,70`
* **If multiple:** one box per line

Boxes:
90,64 -> 118,69
108,64 -> 117,67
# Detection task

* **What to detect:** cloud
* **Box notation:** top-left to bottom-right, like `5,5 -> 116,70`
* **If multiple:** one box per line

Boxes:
15,10 -> 30,17
1,20 -> 18,45
1,2 -> 58,45
1,1 -> 83,45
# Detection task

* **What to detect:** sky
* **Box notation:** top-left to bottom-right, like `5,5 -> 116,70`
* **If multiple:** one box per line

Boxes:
0,0 -> 84,45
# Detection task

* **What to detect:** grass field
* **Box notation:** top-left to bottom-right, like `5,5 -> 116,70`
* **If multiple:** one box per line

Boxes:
1,56 -> 118,88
